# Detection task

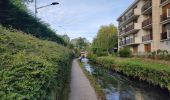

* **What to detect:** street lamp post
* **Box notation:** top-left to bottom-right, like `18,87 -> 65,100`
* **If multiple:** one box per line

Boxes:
35,0 -> 59,17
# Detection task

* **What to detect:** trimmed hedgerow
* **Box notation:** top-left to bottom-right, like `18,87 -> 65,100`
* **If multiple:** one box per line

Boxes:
0,26 -> 73,99
92,57 -> 170,92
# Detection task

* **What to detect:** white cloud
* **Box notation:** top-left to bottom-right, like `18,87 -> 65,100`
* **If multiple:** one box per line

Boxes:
27,0 -> 134,42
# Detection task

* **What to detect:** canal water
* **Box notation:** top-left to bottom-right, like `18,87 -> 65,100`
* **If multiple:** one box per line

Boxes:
82,62 -> 170,100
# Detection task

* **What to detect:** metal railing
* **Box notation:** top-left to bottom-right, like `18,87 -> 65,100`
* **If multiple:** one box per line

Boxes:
119,38 -> 135,46
125,24 -> 134,33
142,34 -> 153,42
160,0 -> 169,4
142,0 -> 152,13
142,18 -> 152,28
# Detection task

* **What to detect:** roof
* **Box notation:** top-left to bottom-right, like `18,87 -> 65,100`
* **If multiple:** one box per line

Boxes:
117,0 -> 140,21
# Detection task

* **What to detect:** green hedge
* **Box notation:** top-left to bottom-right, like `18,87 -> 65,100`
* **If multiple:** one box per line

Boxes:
0,0 -> 66,45
0,27 -> 73,99
93,57 -> 170,92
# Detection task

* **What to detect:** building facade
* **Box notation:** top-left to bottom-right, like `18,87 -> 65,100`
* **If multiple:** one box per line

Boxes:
117,0 -> 170,53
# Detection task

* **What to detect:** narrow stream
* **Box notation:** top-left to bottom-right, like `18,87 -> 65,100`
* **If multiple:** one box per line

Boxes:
82,62 -> 170,100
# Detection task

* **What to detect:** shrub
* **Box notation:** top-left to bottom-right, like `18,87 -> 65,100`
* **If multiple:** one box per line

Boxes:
96,57 -> 115,69
0,27 -> 72,99
87,52 -> 97,62
94,48 -> 108,57
112,53 -> 118,57
94,57 -> 170,92
118,46 -> 132,57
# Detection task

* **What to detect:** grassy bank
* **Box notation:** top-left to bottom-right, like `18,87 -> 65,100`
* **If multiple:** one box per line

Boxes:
89,56 -> 170,92
78,61 -> 106,100
0,26 -> 73,99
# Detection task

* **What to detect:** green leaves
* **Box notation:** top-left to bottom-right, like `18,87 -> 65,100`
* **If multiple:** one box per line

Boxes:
94,57 -> 170,92
92,24 -> 118,53
0,0 -> 66,45
0,27 -> 72,99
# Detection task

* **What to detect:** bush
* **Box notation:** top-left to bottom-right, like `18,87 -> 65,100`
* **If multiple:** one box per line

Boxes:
118,46 -> 132,57
87,52 -> 97,62
96,57 -> 115,69
0,0 -> 66,45
0,27 -> 72,99
94,48 -> 108,57
94,57 -> 170,92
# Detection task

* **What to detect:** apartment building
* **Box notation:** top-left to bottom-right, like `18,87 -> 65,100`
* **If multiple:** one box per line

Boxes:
117,0 -> 170,53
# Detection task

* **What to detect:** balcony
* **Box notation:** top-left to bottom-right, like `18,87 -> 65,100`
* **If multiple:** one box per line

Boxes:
126,38 -> 135,45
160,14 -> 170,24
142,18 -> 152,29
120,23 -> 140,37
119,30 -> 124,36
142,0 -> 152,15
160,0 -> 170,7
119,38 -> 137,46
119,8 -> 140,27
142,34 -> 153,42
125,24 -> 134,32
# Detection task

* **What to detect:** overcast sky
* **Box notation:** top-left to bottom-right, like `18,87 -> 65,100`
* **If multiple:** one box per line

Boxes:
27,0 -> 134,42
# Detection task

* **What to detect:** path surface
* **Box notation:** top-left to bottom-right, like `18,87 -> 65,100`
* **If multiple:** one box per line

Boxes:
69,59 -> 98,100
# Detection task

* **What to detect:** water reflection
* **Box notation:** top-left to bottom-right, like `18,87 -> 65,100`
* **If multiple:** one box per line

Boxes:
83,63 -> 170,100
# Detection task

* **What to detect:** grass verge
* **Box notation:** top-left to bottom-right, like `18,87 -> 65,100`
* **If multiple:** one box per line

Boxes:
91,56 -> 170,92
78,60 -> 106,100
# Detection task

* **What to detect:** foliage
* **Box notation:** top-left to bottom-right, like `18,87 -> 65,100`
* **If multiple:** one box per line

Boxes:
135,49 -> 170,60
96,57 -> 115,69
118,46 -> 132,57
92,57 -> 170,92
92,24 -> 118,54
0,27 -> 73,99
71,37 -> 89,50
87,52 -> 97,62
0,0 -> 66,45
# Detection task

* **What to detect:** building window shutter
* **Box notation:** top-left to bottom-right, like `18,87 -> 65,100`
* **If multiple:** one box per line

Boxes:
167,9 -> 170,17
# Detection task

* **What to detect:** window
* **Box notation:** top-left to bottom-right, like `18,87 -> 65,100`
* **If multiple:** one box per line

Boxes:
167,9 -> 170,18
167,29 -> 170,38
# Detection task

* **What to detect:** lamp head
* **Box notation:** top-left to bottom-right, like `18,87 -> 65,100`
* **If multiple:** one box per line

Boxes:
51,2 -> 59,5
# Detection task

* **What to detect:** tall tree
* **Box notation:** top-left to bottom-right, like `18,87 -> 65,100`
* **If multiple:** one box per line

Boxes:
92,24 -> 118,53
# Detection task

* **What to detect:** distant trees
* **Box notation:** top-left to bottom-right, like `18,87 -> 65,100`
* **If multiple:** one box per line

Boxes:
71,37 -> 90,50
62,34 -> 70,44
92,24 -> 118,54
0,0 -> 66,45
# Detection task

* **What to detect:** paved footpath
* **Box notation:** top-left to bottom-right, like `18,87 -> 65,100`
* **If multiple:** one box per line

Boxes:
69,59 -> 98,100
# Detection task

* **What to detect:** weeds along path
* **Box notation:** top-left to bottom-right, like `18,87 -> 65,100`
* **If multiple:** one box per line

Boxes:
69,59 -> 98,100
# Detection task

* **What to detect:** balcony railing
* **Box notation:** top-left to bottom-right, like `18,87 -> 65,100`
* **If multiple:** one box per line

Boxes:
125,24 -> 134,33
142,18 -> 152,28
160,14 -> 170,22
142,34 -> 153,42
125,11 -> 134,21
161,32 -> 168,40
142,1 -> 152,13
119,38 -> 135,46
160,0 -> 169,4
119,31 -> 124,36
126,38 -> 134,44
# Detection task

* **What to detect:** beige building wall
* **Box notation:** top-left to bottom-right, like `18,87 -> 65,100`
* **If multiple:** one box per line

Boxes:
118,0 -> 170,53
152,0 -> 161,51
